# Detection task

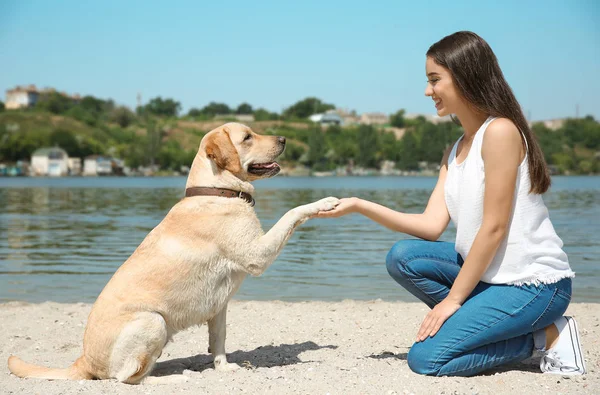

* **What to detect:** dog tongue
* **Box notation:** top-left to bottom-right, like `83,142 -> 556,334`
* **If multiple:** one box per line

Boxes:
255,162 -> 277,168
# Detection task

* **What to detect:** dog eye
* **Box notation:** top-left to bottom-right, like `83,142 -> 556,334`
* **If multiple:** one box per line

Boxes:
244,134 -> 252,141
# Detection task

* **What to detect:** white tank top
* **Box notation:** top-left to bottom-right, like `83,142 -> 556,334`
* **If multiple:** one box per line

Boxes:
444,116 -> 574,286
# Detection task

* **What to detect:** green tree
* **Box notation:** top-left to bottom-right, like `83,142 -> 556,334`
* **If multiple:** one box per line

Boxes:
187,107 -> 202,117
236,103 -> 253,114
142,97 -> 181,117
254,108 -> 279,121
356,125 -> 379,168
110,106 -> 136,128
379,131 -> 401,163
324,125 -> 358,166
49,129 -> 81,156
552,152 -> 575,173
390,109 -> 406,128
146,119 -> 165,166
0,129 -> 50,162
398,130 -> 419,170
283,97 -> 335,119
280,141 -> 306,162
157,140 -> 196,170
65,106 -> 97,126
36,91 -> 74,114
416,122 -> 444,163
306,126 -> 328,170
199,102 -> 231,117
0,101 -> 4,112
79,96 -> 107,115
532,122 -> 563,165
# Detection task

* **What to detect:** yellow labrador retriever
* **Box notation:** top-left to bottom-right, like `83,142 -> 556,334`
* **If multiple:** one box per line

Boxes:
8,122 -> 339,384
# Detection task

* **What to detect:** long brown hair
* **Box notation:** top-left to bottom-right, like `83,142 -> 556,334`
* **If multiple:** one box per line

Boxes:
427,31 -> 550,194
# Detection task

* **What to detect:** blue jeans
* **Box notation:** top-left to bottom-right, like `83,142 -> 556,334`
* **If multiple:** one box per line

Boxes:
386,239 -> 572,377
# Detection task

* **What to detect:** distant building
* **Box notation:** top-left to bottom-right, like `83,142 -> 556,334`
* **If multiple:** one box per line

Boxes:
5,85 -> 81,110
68,158 -> 82,176
83,156 -> 124,176
536,118 -> 566,130
5,85 -> 40,109
329,108 -> 360,125
360,112 -> 389,125
31,147 -> 69,176
309,113 -> 343,126
0,161 -> 30,177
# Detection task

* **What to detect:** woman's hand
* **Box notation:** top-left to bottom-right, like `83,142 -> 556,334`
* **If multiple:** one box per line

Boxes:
416,298 -> 462,342
313,197 -> 360,218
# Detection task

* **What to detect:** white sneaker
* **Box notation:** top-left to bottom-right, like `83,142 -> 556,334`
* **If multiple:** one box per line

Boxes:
540,316 -> 587,375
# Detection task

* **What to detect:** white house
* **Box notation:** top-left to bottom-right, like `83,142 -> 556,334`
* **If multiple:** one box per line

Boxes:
5,85 -> 40,109
309,113 -> 343,126
83,156 -> 100,176
31,147 -> 69,176
83,156 -> 124,176
5,85 -> 81,110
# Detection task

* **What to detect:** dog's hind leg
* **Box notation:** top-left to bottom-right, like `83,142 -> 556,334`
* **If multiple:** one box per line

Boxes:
208,305 -> 240,371
109,312 -> 180,384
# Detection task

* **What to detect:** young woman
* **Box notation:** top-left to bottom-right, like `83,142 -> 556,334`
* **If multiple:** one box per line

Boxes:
317,31 -> 586,377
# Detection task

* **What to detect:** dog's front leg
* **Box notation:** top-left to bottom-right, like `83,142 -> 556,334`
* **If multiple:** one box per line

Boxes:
242,197 -> 340,276
208,305 -> 240,372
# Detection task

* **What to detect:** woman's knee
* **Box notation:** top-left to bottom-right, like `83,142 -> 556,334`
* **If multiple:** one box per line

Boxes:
407,342 -> 440,376
385,239 -> 426,279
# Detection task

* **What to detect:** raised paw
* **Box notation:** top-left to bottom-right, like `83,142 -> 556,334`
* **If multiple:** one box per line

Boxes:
313,197 -> 340,212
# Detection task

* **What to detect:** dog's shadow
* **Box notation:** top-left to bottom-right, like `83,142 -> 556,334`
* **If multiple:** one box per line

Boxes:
152,341 -> 338,376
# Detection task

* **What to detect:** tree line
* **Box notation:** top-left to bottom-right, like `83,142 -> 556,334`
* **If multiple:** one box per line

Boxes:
0,93 -> 598,174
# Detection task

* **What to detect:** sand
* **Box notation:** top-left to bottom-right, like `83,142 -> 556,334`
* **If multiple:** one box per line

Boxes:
1,300 -> 598,394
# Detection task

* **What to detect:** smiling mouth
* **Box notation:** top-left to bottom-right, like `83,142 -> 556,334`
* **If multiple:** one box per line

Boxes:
248,161 -> 281,176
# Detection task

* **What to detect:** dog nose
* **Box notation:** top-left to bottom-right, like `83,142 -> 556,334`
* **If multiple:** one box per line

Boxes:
278,136 -> 286,144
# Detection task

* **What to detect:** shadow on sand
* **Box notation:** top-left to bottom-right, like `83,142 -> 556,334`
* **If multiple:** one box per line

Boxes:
152,341 -> 338,376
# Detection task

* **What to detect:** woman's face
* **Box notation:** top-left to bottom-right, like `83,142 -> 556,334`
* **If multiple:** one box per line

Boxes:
424,56 -> 462,117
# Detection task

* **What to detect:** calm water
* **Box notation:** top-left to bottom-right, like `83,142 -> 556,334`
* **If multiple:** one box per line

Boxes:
0,176 -> 598,303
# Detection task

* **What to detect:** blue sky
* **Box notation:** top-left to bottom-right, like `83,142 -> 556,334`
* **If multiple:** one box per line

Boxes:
1,0 -> 598,121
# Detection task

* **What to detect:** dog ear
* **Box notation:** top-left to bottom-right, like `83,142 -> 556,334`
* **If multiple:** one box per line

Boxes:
204,127 -> 242,174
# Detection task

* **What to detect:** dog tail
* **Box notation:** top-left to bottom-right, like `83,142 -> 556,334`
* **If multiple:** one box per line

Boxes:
8,355 -> 93,380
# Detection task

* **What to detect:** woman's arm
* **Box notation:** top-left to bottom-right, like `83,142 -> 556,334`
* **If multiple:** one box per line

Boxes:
316,146 -> 453,241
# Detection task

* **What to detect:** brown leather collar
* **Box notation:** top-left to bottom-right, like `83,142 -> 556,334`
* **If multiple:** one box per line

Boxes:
185,187 -> 255,206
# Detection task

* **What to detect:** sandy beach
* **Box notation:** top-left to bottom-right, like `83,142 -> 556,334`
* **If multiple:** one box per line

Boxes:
1,300 -> 598,394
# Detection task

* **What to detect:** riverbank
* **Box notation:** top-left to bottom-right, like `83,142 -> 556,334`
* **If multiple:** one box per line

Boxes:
1,300 -> 598,394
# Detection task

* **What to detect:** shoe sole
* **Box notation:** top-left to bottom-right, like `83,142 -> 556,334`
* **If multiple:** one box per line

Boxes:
566,316 -> 587,375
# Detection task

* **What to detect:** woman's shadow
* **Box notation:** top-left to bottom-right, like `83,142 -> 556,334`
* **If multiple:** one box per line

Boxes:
151,341 -> 338,376
366,350 -> 541,374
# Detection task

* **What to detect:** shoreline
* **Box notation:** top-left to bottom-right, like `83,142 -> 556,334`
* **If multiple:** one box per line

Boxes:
2,300 -> 598,394
2,173 -> 599,178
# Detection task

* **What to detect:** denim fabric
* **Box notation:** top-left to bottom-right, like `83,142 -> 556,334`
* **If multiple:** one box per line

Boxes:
386,239 -> 571,377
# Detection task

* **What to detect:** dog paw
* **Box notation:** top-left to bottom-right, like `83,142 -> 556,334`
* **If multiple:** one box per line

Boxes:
214,362 -> 241,372
313,197 -> 340,213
